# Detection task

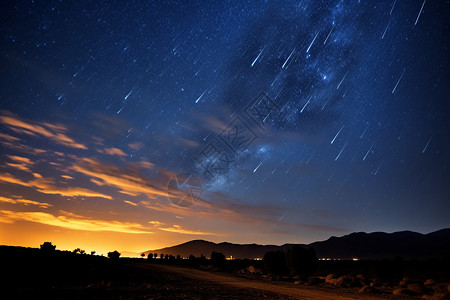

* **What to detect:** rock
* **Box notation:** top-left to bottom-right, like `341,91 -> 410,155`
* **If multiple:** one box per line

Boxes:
422,292 -> 449,300
424,279 -> 436,287
328,275 -> 359,288
307,277 -> 324,285
358,285 -> 375,294
325,274 -> 335,284
356,274 -> 369,285
393,287 -> 416,296
408,283 -> 425,294
399,276 -> 413,287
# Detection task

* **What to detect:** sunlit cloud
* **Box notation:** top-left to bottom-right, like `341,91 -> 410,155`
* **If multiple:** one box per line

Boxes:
124,200 -> 138,206
0,196 -> 52,208
128,142 -> 143,150
0,132 -> 20,142
159,225 -> 218,236
148,220 -> 163,225
5,163 -> 30,172
0,173 -> 112,199
101,147 -> 127,156
0,209 -> 153,234
7,155 -> 33,165
0,112 -> 87,149
71,158 -> 172,200
5,155 -> 34,172
133,161 -> 155,169
178,137 -> 200,148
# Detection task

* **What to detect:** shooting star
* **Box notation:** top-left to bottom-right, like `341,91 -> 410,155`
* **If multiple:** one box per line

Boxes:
253,161 -> 263,173
335,143 -> 347,161
251,48 -> 264,67
282,48 -> 296,69
300,96 -> 311,113
323,26 -> 334,45
124,89 -> 133,102
392,69 -> 405,94
363,142 -> 375,160
422,134 -> 433,153
331,125 -> 345,144
373,160 -> 384,176
278,211 -> 287,221
337,72 -> 348,90
360,124 -> 370,139
195,89 -> 207,103
414,0 -> 427,26
390,0 -> 397,15
381,19 -> 392,39
307,31 -> 320,53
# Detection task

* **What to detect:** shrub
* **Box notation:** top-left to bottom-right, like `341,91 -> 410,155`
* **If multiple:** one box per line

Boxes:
263,250 -> 288,276
285,246 -> 318,278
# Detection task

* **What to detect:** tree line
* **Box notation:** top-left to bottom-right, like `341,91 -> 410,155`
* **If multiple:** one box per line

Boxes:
40,242 -> 318,277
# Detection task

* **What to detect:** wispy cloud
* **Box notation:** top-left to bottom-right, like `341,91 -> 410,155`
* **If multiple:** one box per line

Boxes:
7,155 -> 33,165
0,209 -> 153,234
128,142 -> 143,150
0,173 -> 112,199
148,220 -> 163,226
0,111 -> 87,149
159,225 -> 218,235
71,158 -> 173,200
0,132 -> 20,142
100,147 -> 127,156
5,155 -> 34,172
0,196 -> 52,208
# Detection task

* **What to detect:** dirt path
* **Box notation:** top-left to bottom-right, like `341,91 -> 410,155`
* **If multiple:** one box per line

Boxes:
134,264 -> 386,300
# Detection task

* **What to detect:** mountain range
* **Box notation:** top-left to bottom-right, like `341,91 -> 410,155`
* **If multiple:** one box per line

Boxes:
143,228 -> 450,260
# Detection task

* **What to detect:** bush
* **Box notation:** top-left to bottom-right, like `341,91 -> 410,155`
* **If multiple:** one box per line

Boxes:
40,242 -> 56,253
211,251 -> 226,267
285,246 -> 318,278
107,250 -> 121,260
263,250 -> 288,276
263,247 -> 317,278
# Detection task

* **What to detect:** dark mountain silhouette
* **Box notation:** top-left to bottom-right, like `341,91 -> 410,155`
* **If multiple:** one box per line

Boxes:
145,228 -> 450,260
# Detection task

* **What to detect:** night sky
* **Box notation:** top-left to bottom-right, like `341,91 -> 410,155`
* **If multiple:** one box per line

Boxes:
1,0 -> 449,255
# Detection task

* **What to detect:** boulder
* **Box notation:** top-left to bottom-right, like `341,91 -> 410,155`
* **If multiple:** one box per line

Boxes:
408,283 -> 425,294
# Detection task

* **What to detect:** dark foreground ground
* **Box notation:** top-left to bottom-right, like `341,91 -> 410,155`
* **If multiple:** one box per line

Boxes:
2,246 -> 450,299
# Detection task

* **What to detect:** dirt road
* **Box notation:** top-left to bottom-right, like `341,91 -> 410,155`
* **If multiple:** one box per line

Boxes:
135,264 -> 387,300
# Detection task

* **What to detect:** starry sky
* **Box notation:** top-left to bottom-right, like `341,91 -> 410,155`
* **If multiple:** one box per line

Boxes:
1,0 -> 449,255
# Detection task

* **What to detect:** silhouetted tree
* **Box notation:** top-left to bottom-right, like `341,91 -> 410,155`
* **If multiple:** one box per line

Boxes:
211,251 -> 226,267
285,246 -> 318,278
176,255 -> 181,260
148,253 -> 153,259
40,242 -> 56,253
73,248 -> 85,254
141,253 -> 145,258
263,250 -> 288,276
160,253 -> 164,259
91,251 -> 96,255
107,250 -> 121,260
153,253 -> 158,259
